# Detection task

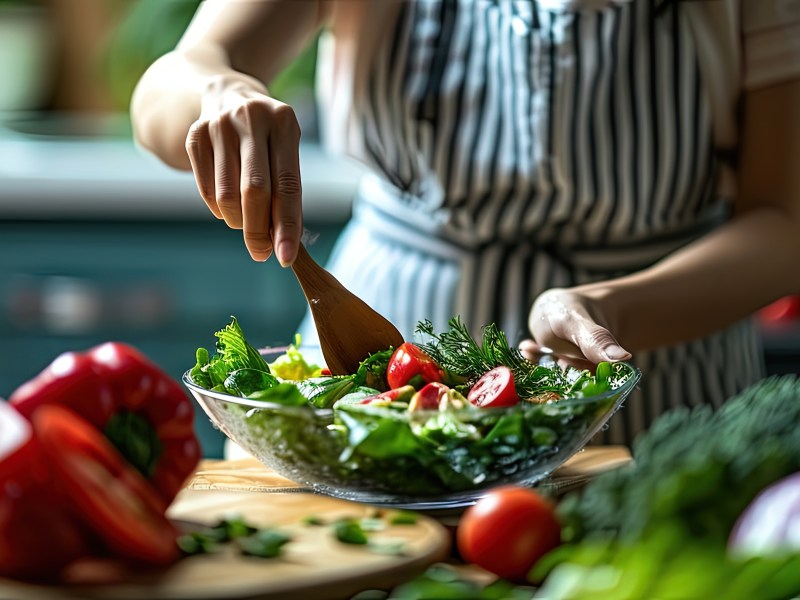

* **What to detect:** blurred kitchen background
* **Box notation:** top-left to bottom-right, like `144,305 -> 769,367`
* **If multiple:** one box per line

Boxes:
1,0 -> 798,457
0,0 -> 363,457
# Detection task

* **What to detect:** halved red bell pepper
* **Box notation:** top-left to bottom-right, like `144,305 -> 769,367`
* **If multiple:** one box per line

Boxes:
32,405 -> 181,567
9,342 -> 201,504
0,400 -> 92,581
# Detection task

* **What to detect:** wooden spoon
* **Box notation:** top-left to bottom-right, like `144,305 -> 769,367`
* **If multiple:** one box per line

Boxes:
291,244 -> 404,375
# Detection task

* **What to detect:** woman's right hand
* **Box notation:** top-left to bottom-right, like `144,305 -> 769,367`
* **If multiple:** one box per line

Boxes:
525,287 -> 632,365
185,72 -> 303,266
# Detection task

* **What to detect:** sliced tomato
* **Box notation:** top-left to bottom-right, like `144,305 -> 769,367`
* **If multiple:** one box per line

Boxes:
31,405 -> 180,567
408,382 -> 449,411
467,366 -> 519,408
386,343 -> 444,389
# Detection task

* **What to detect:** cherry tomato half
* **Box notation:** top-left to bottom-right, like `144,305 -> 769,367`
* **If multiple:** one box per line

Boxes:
386,343 -> 444,389
457,486 -> 561,582
467,366 -> 519,408
32,405 -> 180,566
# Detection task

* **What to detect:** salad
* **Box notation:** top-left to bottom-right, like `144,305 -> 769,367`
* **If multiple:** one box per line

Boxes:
187,317 -> 638,499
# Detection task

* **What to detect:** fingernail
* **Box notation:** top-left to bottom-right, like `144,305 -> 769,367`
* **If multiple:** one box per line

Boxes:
603,344 -> 631,361
251,248 -> 272,263
277,241 -> 296,267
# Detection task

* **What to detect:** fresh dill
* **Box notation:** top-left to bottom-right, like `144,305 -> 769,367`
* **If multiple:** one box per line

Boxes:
414,316 -> 571,400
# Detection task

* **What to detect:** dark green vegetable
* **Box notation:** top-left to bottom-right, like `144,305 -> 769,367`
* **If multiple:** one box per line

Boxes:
296,376 -> 358,409
386,564 -> 536,599
534,523 -> 800,600
295,348 -> 394,407
190,317 -> 271,391
559,375 -> 800,545
390,511 -> 419,525
224,368 -> 279,397
236,529 -> 292,558
354,348 -> 394,390
335,519 -> 369,545
246,382 -> 308,406
177,516 -> 262,556
177,532 -> 218,555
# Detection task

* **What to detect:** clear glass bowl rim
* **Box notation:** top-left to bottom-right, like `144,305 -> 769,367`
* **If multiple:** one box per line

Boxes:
181,360 -> 642,416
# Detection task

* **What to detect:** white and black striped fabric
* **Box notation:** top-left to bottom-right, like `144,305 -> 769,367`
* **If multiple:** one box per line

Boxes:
300,0 -> 765,445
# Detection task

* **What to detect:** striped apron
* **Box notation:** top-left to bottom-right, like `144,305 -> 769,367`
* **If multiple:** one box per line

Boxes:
300,0 -> 765,445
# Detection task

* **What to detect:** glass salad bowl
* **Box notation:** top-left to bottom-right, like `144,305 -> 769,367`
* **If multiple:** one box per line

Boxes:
183,347 -> 641,510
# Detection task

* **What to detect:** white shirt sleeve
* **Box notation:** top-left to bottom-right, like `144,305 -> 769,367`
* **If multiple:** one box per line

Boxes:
742,0 -> 800,89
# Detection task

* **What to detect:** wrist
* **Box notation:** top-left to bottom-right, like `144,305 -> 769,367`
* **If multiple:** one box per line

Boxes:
201,71 -> 270,97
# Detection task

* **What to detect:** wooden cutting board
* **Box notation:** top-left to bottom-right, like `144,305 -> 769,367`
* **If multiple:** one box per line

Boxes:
0,446 -> 630,599
0,491 -> 450,600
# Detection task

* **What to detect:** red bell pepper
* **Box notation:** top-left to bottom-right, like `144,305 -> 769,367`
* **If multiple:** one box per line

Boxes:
0,400 -> 92,580
32,405 -> 181,567
9,342 -> 201,504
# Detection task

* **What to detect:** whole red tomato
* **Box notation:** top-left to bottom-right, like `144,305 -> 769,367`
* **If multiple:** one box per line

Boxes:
386,343 -> 444,389
467,366 -> 519,408
457,486 -> 561,582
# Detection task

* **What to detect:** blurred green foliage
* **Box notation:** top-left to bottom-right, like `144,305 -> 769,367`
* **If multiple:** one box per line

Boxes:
105,0 -> 318,113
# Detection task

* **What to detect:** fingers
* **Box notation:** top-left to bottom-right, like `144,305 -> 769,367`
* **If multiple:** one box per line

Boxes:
185,121 -> 221,219
269,105 -> 303,267
518,338 -> 596,371
529,290 -> 632,365
240,121 -> 272,262
211,117 -> 243,228
184,93 -> 303,263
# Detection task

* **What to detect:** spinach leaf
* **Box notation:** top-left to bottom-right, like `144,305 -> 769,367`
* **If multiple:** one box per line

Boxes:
224,368 -> 279,396
246,383 -> 307,406
297,376 -> 357,408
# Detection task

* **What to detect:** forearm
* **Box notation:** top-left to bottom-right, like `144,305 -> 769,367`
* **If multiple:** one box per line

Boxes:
582,206 -> 800,352
130,0 -> 327,170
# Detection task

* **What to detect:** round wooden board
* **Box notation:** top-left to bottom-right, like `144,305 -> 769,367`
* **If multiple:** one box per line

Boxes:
0,490 -> 451,600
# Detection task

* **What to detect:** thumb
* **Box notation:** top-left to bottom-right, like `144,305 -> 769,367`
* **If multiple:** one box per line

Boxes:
576,324 -> 632,364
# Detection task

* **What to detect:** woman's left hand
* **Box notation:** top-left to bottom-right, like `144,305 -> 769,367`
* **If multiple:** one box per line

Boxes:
524,288 -> 632,365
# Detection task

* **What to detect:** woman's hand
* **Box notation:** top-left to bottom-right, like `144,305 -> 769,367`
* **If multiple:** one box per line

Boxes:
524,288 -> 632,365
130,0 -> 327,266
186,73 -> 303,265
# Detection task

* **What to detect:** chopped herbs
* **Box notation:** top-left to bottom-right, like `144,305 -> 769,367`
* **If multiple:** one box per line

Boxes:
335,519 -> 370,545
177,532 -> 218,555
389,511 -> 419,525
236,529 -> 292,558
177,516 -> 285,558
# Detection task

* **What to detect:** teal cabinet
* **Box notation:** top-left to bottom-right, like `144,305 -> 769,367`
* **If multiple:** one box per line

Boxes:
0,220 -> 344,458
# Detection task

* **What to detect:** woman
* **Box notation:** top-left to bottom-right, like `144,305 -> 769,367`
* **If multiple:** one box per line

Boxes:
131,0 -> 800,445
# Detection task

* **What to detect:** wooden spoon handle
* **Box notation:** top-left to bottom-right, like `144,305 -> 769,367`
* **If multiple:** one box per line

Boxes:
291,243 -> 341,299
